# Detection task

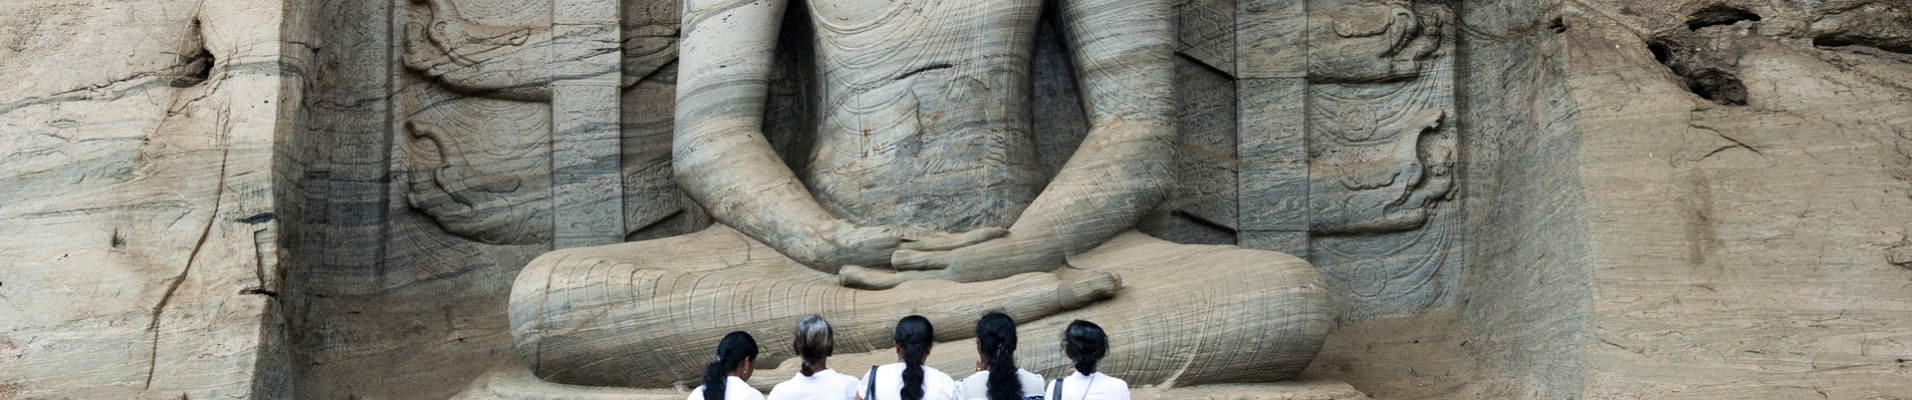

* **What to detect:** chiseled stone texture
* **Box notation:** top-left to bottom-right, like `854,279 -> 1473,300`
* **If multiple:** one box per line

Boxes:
1562,1 -> 1912,397
1304,0 -> 1912,398
7,0 -> 1912,398
0,0 -> 299,398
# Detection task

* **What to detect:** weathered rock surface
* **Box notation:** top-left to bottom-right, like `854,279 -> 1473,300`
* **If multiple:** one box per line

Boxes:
4,0 -> 1911,399
1301,0 -> 1912,398
0,0 -> 298,398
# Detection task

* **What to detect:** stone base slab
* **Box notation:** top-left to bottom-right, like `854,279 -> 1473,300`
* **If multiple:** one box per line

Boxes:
453,364 -> 1368,400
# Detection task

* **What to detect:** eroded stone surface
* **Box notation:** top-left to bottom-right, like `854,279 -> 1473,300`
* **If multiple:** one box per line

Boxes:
7,0 -> 1912,399
0,0 -> 299,398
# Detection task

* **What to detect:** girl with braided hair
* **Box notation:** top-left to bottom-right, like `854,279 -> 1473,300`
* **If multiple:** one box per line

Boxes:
857,316 -> 960,400
770,316 -> 861,400
960,311 -> 1046,400
689,332 -> 764,400
1043,321 -> 1127,400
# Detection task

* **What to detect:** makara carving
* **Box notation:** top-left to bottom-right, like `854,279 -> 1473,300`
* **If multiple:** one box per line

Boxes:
1304,0 -> 1461,320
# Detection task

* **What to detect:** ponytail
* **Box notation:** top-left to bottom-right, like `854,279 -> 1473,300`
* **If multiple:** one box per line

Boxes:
793,315 -> 836,377
1062,320 -> 1106,376
704,331 -> 760,400
894,315 -> 934,400
975,312 -> 1021,400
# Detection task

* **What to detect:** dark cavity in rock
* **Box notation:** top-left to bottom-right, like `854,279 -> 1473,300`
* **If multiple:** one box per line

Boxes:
1685,6 -> 1761,31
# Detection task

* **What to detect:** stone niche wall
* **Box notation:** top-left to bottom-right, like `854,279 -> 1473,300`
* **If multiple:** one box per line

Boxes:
276,0 -> 1475,397
7,0 -> 1912,398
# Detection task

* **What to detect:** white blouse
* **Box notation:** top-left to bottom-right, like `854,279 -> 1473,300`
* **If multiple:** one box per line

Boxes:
958,368 -> 1047,400
1042,371 -> 1128,400
770,368 -> 862,400
857,363 -> 961,400
689,376 -> 768,400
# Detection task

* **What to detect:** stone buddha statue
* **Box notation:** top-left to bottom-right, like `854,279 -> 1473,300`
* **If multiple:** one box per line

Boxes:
500,0 -> 1332,391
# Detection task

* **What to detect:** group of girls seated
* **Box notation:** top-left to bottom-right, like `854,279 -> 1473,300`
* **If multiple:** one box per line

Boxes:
692,312 -> 1129,400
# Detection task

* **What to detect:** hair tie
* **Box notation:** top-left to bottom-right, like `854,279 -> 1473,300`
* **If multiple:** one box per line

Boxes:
714,355 -> 723,362
994,343 -> 1005,357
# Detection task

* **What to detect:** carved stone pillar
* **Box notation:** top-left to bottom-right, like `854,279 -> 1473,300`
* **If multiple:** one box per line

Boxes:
549,0 -> 624,248
1237,0 -> 1311,257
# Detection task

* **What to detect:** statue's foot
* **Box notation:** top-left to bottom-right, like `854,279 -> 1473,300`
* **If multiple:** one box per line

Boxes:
1055,269 -> 1122,308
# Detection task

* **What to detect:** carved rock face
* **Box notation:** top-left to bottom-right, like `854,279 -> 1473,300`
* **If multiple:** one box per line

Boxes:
396,0 -> 689,244
1306,80 -> 1454,234
1304,1 -> 1456,235
1306,0 -> 1441,83
402,0 -> 555,102
401,101 -> 555,245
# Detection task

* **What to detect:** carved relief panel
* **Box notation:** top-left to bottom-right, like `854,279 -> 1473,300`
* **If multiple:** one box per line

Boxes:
1304,0 -> 1459,320
388,0 -> 704,288
1236,0 -> 1460,320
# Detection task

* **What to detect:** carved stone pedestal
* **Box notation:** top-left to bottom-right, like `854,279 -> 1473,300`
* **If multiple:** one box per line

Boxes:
452,364 -> 1371,400
451,365 -> 682,400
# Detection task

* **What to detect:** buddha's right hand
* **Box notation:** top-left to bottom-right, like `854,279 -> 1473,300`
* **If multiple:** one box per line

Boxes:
819,225 -> 1005,270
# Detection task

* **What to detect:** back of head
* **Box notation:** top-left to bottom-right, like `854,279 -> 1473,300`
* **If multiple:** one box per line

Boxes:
1062,320 -> 1107,376
794,315 -> 835,377
705,331 -> 760,400
975,312 -> 1020,400
894,315 -> 935,400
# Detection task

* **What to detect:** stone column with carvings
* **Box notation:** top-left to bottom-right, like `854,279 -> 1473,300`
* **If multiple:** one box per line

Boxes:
1237,0 -> 1311,258
550,0 -> 624,248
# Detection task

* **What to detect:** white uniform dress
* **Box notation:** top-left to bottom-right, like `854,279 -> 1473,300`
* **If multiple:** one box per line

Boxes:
857,363 -> 961,400
690,376 -> 768,400
770,368 -> 863,400
958,369 -> 1047,400
1042,371 -> 1128,400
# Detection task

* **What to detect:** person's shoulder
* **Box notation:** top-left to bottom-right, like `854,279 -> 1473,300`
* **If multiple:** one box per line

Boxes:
920,365 -> 957,382
1015,369 -> 1043,383
865,364 -> 895,379
769,377 -> 802,393
1093,373 -> 1129,392
827,370 -> 861,386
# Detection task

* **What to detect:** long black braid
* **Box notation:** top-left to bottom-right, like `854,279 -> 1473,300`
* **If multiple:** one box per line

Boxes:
895,316 -> 935,400
976,312 -> 1022,400
703,331 -> 759,400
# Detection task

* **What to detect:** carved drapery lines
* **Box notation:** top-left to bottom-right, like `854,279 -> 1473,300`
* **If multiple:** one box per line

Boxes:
809,90 -> 921,221
811,0 -> 965,91
1306,74 -> 1452,233
398,86 -> 556,245
1241,0 -> 1461,320
397,0 -> 701,247
1312,213 -> 1451,298
403,0 -> 556,102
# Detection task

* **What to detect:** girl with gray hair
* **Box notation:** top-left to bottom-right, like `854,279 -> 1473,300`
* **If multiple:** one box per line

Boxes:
769,316 -> 861,400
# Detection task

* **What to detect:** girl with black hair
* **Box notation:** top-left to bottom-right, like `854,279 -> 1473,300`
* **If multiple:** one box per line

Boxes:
690,331 -> 765,400
856,316 -> 960,400
1043,321 -> 1128,400
959,311 -> 1046,400
770,316 -> 861,400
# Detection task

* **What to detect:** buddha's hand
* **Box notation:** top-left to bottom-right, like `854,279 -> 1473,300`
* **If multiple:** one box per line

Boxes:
887,234 -> 1065,282
822,225 -> 1007,270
